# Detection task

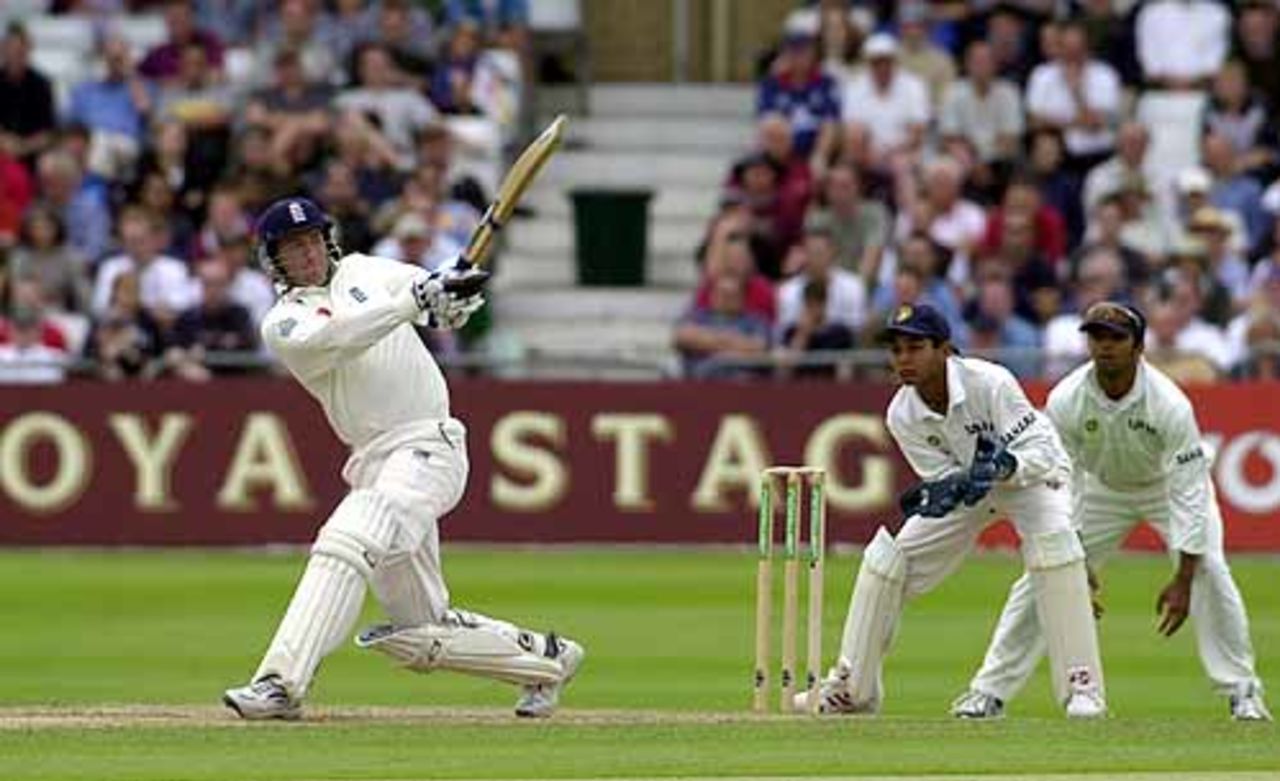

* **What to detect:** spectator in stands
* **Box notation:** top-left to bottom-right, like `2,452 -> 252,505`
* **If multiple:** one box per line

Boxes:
84,270 -> 165,381
336,43 -> 439,167
371,211 -> 461,273
1188,206 -> 1251,317
1042,246 -> 1130,379
725,151 -> 788,279
225,126 -> 299,214
314,159 -> 375,255
407,163 -> 480,249
1228,261 -> 1280,375
1108,173 -> 1171,262
807,161 -> 888,284
982,171 -> 1068,268
1202,132 -> 1268,255
1202,60 -> 1277,180
35,149 -> 112,264
1026,21 -> 1121,172
1148,269 -> 1232,380
91,206 -> 194,331
985,5 -> 1038,86
192,183 -> 251,262
0,23 -> 55,165
214,235 -> 273,327
840,33 -> 929,169
157,42 -> 236,132
9,206 -> 89,314
376,0 -> 438,80
67,34 -> 153,184
896,156 -> 986,283
1079,0 -> 1140,86
2,274 -> 71,353
1136,0 -> 1229,91
0,141 -> 33,247
757,27 -> 839,166
139,0 -> 226,83
1077,196 -> 1153,289
939,40 -> 1024,187
1083,121 -> 1153,217
965,265 -> 1041,379
780,278 -> 855,378
329,111 -> 401,208
1233,1 -> 1280,114
695,211 -> 775,326
756,114 -> 813,253
414,122 -> 489,212
777,220 -> 867,343
253,0 -> 339,89
1027,127 -> 1085,246
1164,231 -> 1232,328
991,210 -> 1061,327
0,306 -> 66,385
133,168 -> 196,258
895,2 -> 955,113
444,0 -> 529,42
245,49 -> 334,173
872,232 -> 965,335
195,0 -> 262,48
1248,216 -> 1280,295
165,260 -> 257,381
673,276 -> 771,380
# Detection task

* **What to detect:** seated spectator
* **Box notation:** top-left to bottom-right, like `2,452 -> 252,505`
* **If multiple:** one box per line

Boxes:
780,278 -> 855,378
245,49 -> 334,174
327,0 -> 380,69
135,119 -> 209,219
330,111 -> 402,208
982,171 -> 1068,267
0,307 -> 66,385
1228,261 -> 1280,374
840,33 -> 929,168
1236,310 -> 1280,379
871,233 -> 965,336
807,162 -> 889,284
336,43 -> 439,167
777,223 -> 867,342
1136,0 -> 1229,91
34,149 -> 112,263
991,211 -> 1061,327
225,126 -> 300,215
192,183 -> 252,262
815,2 -> 870,82
156,43 -> 235,133
939,40 -> 1024,183
673,276 -> 771,380
1165,233 -> 1233,328
1202,60 -> 1277,179
8,206 -> 89,314
1043,246 -> 1131,379
253,0 -> 339,89
139,0 -> 226,84
757,28 -> 839,165
445,0 -> 529,32
133,168 -> 197,258
92,206 -> 194,333
415,122 -> 489,213
755,113 -> 814,254
895,2 -> 956,113
1248,215 -> 1280,295
432,18 -> 520,137
0,143 -> 33,247
1082,121 -> 1154,217
371,211 -> 462,273
1027,127 -> 1085,246
375,0 -> 438,80
214,235 -> 274,327
1201,132 -> 1268,254
1109,175 -> 1172,262
84,270 -> 166,381
985,5 -> 1038,86
194,0 -> 261,48
1146,270 -> 1232,378
67,34 -> 153,183
964,266 -> 1042,379
315,159 -> 376,255
165,260 -> 258,381
694,211 -> 775,326
0,276 -> 70,353
895,156 -> 986,285
0,23 -> 55,164
1234,1 -> 1280,113
725,151 -> 787,279
1187,207 -> 1251,315
1026,21 -> 1121,171
1076,197 -> 1154,290
406,163 -> 481,250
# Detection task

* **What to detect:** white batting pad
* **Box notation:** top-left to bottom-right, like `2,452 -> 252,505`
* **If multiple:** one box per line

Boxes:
356,609 -> 563,686
1024,528 -> 1105,706
837,527 -> 908,709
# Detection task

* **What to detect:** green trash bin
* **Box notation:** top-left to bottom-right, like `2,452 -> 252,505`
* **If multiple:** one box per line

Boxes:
570,188 -> 652,286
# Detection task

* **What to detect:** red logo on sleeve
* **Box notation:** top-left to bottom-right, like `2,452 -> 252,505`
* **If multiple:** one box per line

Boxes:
316,307 -> 332,317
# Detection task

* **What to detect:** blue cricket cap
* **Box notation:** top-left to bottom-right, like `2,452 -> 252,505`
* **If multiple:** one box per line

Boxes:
881,303 -> 952,342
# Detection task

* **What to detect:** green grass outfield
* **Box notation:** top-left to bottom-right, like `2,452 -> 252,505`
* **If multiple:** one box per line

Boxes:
0,547 -> 1274,780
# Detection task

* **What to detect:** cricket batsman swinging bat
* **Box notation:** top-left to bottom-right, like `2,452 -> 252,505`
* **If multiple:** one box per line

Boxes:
459,114 -> 568,270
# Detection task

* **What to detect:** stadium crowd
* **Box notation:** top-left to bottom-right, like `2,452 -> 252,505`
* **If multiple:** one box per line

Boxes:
675,0 -> 1280,384
0,0 -> 528,383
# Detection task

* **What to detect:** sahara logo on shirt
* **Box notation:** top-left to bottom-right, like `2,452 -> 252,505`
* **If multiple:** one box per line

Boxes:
999,412 -> 1036,445
1176,446 -> 1205,466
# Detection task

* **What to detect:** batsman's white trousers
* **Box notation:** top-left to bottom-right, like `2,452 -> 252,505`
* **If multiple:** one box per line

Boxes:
969,475 -> 1263,702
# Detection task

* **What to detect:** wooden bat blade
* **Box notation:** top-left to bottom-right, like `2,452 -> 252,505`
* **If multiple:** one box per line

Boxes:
461,114 -> 567,268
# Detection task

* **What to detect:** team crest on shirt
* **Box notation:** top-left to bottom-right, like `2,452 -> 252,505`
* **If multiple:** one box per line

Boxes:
277,318 -> 298,338
894,305 -> 913,323
1084,419 -> 1098,433
927,435 -> 941,447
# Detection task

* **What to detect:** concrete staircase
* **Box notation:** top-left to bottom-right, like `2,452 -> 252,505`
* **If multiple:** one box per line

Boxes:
487,83 -> 755,376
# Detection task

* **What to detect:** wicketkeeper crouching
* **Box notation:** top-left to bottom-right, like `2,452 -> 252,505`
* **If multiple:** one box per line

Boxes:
799,303 -> 1106,718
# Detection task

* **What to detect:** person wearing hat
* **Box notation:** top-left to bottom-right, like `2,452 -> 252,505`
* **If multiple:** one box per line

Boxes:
957,301 -> 1271,722
757,22 -> 840,165
1187,207 -> 1249,321
800,303 -> 1106,719
840,32 -> 930,167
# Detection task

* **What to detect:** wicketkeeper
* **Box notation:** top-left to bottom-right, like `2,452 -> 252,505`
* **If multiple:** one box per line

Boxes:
801,304 -> 1106,718
953,301 -> 1269,721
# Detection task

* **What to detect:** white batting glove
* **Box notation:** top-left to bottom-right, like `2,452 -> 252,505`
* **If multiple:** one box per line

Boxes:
411,267 -> 488,330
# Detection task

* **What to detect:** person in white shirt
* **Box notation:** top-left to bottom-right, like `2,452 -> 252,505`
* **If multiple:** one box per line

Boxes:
938,40 -> 1024,166
334,44 -> 438,167
1025,22 -> 1121,167
223,197 -> 584,721
799,304 -> 1106,719
91,206 -> 195,326
776,221 -> 867,342
955,302 -> 1270,721
1136,0 -> 1230,90
840,33 -> 930,165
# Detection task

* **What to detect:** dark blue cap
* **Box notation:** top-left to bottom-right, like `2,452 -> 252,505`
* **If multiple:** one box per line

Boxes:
882,303 -> 952,342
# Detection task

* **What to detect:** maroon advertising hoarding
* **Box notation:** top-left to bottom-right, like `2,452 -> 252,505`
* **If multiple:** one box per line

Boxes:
0,378 -> 1277,549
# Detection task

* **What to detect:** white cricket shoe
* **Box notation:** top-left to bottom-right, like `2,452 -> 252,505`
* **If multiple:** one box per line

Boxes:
791,666 -> 876,715
514,634 -> 585,718
1064,667 -> 1106,719
223,675 -> 302,721
1230,683 -> 1272,722
951,689 -> 1005,719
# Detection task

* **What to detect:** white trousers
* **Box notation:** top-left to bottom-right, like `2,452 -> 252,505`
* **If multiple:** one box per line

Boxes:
969,476 -> 1263,701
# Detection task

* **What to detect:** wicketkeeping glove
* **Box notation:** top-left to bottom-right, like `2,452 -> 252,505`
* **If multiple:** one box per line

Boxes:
964,433 -> 1017,505
899,472 -> 971,518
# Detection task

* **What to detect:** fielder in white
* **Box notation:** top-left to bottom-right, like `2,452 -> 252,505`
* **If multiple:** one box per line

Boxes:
953,301 -> 1270,721
223,197 -> 584,720
801,304 -> 1106,718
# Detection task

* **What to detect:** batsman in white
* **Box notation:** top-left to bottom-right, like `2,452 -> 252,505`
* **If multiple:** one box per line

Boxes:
223,197 -> 584,720
953,302 -> 1270,721
799,304 -> 1106,718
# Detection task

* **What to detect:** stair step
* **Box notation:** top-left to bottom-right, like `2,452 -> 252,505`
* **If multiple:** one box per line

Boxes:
537,150 -> 728,188
524,185 -> 722,221
494,288 -> 688,321
564,116 -> 754,152
491,251 -> 699,291
585,83 -> 755,117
